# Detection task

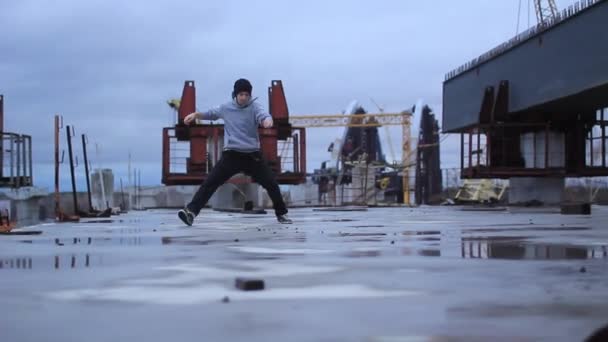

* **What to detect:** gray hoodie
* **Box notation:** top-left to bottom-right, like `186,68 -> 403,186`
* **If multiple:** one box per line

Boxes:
200,98 -> 272,153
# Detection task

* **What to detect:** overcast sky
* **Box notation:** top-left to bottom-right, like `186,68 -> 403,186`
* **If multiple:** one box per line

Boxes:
1,0 -> 576,190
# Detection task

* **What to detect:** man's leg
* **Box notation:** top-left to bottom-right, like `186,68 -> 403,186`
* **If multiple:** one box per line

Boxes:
247,153 -> 290,221
186,153 -> 240,216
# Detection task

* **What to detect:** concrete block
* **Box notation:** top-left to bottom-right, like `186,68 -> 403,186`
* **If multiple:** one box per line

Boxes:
561,203 -> 591,215
509,177 -> 564,205
235,278 -> 265,291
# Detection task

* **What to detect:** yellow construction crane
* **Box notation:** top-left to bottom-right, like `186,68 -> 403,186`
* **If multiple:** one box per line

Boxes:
288,112 -> 413,205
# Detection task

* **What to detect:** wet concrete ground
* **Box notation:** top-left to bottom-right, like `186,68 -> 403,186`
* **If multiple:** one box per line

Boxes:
0,206 -> 607,341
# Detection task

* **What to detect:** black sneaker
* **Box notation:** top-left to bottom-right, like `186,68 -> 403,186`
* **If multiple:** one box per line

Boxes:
277,215 -> 292,224
178,208 -> 195,226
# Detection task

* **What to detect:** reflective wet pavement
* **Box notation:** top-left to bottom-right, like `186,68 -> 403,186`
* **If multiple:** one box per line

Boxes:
0,206 -> 607,341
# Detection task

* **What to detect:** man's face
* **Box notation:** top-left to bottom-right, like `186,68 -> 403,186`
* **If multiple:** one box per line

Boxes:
236,92 -> 251,105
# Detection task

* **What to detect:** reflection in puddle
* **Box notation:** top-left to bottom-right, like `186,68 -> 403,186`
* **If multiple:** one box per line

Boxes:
461,239 -> 607,260
161,237 -> 238,246
104,228 -> 144,234
337,233 -> 387,237
0,254 -> 104,270
322,219 -> 356,222
418,249 -> 441,257
346,249 -> 381,258
0,257 -> 32,269
463,226 -> 591,233
403,230 -> 441,236
418,237 -> 441,242
21,236 -> 160,247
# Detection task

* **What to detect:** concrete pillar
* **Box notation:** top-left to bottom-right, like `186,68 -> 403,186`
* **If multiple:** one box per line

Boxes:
509,177 -> 564,205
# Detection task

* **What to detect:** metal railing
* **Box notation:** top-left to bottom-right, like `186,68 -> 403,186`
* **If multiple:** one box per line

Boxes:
1,132 -> 33,188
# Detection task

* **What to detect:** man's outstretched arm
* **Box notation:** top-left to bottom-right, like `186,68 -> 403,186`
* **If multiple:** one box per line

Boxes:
184,106 -> 221,124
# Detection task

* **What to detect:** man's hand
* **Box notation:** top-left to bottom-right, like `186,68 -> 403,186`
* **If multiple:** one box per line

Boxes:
262,118 -> 273,128
184,112 -> 199,125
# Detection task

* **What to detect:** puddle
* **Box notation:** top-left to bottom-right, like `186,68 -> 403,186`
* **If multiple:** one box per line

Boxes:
353,225 -> 385,228
336,233 -> 387,237
460,238 -> 607,260
403,230 -> 441,236
346,238 -> 386,242
162,236 -> 305,246
322,219 -> 357,222
463,226 -> 591,234
345,249 -> 381,258
21,236 -> 161,246
161,237 -> 242,246
104,228 -> 144,234
418,249 -> 441,257
417,237 -> 441,242
227,246 -> 332,255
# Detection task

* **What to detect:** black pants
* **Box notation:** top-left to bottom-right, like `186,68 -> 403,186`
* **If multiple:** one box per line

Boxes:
187,150 -> 288,217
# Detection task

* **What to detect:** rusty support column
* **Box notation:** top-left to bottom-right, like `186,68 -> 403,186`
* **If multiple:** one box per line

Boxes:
300,129 -> 307,177
590,121 -> 594,167
22,136 -> 27,184
486,127 -> 490,166
293,133 -> 299,173
9,135 -> 14,187
177,81 -> 196,124
545,123 -> 550,168
28,136 -> 33,185
54,116 -> 60,218
16,135 -> 21,188
468,130 -> 473,171
533,130 -> 537,168
602,108 -> 606,168
213,127 -> 219,165
82,134 -> 93,211
161,128 -> 169,184
66,125 -> 78,214
460,133 -> 464,171
477,129 -> 481,167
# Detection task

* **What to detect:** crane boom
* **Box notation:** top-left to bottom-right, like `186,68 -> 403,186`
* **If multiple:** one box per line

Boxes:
288,112 -> 410,127
534,0 -> 559,24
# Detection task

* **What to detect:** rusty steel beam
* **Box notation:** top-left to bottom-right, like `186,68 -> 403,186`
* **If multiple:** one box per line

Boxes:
603,108 -> 606,168
54,116 -> 60,218
66,125 -> 78,214
81,134 -> 93,212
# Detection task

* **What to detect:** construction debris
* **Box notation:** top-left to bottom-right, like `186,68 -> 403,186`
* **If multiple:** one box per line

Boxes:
561,202 -> 591,215
235,278 -> 265,291
454,179 -> 507,204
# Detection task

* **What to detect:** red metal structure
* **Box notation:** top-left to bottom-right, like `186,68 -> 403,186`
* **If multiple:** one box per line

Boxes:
162,80 -> 306,185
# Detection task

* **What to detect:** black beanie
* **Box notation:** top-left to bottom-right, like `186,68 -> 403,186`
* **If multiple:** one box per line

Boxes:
233,78 -> 252,97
